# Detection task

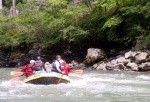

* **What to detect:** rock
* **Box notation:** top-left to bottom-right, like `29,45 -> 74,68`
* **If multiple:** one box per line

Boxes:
85,48 -> 106,64
125,51 -> 132,59
8,52 -> 25,67
135,52 -> 149,63
71,60 -> 79,66
119,50 -> 126,56
146,57 -> 150,62
126,62 -> 138,71
138,62 -> 150,71
96,62 -> 106,70
106,62 -> 125,71
78,63 -> 86,69
63,49 -> 72,56
110,59 -> 118,65
93,63 -> 98,69
116,57 -> 127,64
125,51 -> 137,59
69,60 -> 85,69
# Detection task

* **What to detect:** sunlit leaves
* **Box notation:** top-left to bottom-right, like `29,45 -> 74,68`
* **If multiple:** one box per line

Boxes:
103,15 -> 123,29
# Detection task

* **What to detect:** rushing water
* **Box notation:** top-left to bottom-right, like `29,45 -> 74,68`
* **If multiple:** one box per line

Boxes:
0,68 -> 150,102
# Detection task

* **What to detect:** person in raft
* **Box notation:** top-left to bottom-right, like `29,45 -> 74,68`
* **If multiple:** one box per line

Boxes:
21,60 -> 36,78
52,55 -> 71,75
61,60 -> 71,76
34,56 -> 47,73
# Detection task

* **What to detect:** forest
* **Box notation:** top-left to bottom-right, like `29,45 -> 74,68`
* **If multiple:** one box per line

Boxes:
0,0 -> 150,54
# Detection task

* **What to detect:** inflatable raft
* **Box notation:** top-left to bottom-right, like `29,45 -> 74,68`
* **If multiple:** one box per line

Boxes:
24,72 -> 71,85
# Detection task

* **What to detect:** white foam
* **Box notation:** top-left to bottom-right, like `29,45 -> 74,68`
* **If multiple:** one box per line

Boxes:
136,75 -> 150,80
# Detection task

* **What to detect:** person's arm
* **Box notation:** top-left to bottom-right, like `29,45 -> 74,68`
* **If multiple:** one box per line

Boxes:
21,65 -> 26,72
55,61 -> 62,73
42,62 -> 47,72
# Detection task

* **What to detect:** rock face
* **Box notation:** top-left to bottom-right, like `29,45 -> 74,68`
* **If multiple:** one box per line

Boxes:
85,48 -> 106,64
0,50 -> 7,67
2,43 -> 42,67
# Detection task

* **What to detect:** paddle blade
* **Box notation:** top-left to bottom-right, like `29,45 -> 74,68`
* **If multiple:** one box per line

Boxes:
71,70 -> 83,76
10,77 -> 20,82
11,71 -> 24,77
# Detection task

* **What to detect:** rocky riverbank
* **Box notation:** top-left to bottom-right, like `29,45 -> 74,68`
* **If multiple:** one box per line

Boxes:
1,44 -> 150,72
83,48 -> 150,72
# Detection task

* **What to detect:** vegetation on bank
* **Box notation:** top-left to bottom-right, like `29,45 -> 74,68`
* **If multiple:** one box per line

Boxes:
0,0 -> 150,53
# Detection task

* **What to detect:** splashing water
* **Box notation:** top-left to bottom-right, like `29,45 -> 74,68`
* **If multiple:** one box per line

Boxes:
1,68 -> 150,102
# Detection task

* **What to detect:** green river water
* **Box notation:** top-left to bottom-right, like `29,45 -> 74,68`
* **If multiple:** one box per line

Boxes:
0,68 -> 150,102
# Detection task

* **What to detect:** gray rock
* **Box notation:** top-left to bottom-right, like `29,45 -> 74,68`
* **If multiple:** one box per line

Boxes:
116,57 -> 127,63
126,62 -> 138,71
125,51 -> 137,59
93,63 -> 98,69
85,48 -> 106,64
106,63 -> 125,71
135,52 -> 149,63
96,62 -> 106,70
138,62 -> 150,71
110,59 -> 118,65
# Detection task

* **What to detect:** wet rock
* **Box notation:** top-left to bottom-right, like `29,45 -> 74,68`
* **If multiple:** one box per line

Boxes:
126,62 -> 138,71
85,48 -> 106,64
94,62 -> 107,70
106,63 -> 125,71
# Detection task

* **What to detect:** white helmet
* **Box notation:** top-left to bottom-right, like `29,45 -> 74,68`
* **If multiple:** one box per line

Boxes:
30,60 -> 35,64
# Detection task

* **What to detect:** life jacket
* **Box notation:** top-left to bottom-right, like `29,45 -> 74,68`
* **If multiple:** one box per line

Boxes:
61,63 -> 71,75
52,60 -> 61,72
21,64 -> 35,78
34,61 -> 43,71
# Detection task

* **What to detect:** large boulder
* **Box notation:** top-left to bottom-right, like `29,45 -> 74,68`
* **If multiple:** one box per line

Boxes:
135,52 -> 149,63
126,62 -> 138,71
85,48 -> 106,64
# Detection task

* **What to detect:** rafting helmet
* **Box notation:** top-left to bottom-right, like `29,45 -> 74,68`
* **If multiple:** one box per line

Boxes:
56,55 -> 61,58
30,60 -> 35,64
37,56 -> 41,60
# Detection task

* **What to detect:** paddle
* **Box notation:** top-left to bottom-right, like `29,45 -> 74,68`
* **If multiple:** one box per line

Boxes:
57,69 -> 83,84
70,70 -> 83,76
11,71 -> 24,77
10,71 -> 24,82
57,73 -> 64,84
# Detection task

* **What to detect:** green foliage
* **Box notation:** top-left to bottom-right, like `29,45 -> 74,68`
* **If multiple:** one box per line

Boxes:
0,0 -> 150,51
134,34 -> 150,50
103,15 -> 123,29
61,25 -> 89,43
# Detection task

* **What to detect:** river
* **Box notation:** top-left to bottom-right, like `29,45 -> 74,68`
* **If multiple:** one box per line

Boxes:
0,68 -> 150,102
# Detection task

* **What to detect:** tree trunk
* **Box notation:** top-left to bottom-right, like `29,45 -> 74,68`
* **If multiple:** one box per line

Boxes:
12,0 -> 16,16
0,0 -> 2,16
